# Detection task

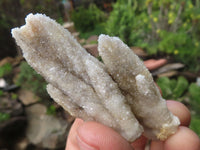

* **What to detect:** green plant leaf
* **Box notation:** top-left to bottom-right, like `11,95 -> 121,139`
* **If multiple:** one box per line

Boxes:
0,63 -> 12,77
156,77 -> 173,99
0,112 -> 10,122
173,76 -> 189,99
190,116 -> 200,137
0,90 -> 3,96
189,83 -> 200,104
46,105 -> 56,115
11,93 -> 18,100
16,61 -> 48,99
71,3 -> 105,33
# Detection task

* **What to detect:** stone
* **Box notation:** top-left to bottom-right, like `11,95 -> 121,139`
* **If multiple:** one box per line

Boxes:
143,59 -> 167,71
18,89 -> 39,106
15,138 -> 29,150
0,57 -> 14,67
63,22 -> 75,33
197,77 -> 200,86
83,44 -> 99,57
0,95 -> 23,116
86,35 -> 98,44
131,46 -> 148,58
0,78 -> 7,88
25,104 -> 69,149
0,56 -> 23,67
158,71 -> 179,78
152,63 -> 185,76
11,13 -> 180,142
79,39 -> 86,45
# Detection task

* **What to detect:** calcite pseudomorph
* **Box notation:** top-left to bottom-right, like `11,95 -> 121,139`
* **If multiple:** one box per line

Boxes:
11,13 -> 180,142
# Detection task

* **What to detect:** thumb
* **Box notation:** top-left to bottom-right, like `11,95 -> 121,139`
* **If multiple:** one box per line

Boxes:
76,121 -> 134,150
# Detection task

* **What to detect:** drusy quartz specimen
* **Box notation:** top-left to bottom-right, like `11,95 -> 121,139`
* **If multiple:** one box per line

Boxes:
11,13 -> 180,142
98,35 -> 180,140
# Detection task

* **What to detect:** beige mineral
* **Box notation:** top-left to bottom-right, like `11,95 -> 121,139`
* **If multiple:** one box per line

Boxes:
98,34 -> 180,140
11,13 -> 180,142
11,13 -> 143,142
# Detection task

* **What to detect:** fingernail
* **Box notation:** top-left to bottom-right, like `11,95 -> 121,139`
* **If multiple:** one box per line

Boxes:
76,135 -> 97,150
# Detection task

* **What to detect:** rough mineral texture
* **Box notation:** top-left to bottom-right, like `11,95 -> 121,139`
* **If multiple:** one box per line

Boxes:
11,13 -> 143,142
11,13 -> 180,142
98,35 -> 180,140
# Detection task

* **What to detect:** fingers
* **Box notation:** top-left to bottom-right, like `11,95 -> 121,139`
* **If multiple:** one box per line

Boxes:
67,100 -> 194,150
66,118 -> 133,150
150,141 -> 164,150
150,127 -> 200,150
164,126 -> 200,150
76,121 -> 133,150
66,118 -> 84,150
150,100 -> 195,150
68,119 -> 148,150
131,135 -> 148,150
166,100 -> 191,126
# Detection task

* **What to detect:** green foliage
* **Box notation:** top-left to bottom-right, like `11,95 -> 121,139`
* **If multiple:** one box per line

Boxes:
157,76 -> 200,136
173,76 -> 189,99
79,24 -> 106,39
71,3 -> 106,32
16,61 -> 48,99
0,90 -> 3,96
188,83 -> 200,137
156,77 -> 174,99
190,116 -> 200,137
11,93 -> 18,100
56,16 -> 64,25
20,0 -> 63,19
106,0 -> 135,45
189,83 -> 200,103
0,63 -> 12,78
189,83 -> 200,114
97,56 -> 103,62
106,0 -> 200,71
46,105 -> 56,115
156,76 -> 188,100
0,112 -> 10,122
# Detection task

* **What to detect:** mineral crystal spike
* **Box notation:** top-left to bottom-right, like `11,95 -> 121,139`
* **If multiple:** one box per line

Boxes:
98,34 -> 180,140
11,13 -> 143,142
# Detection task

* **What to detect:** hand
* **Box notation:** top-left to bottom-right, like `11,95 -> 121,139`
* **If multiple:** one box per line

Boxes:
65,100 -> 200,150
65,60 -> 200,150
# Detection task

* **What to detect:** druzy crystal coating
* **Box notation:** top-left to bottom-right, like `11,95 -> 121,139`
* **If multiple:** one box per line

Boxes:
11,13 -> 180,142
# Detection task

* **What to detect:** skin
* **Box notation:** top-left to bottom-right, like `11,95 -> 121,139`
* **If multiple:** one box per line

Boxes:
65,59 -> 200,150
66,101 -> 200,150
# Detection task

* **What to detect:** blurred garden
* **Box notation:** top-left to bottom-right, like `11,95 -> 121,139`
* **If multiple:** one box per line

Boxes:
0,0 -> 200,149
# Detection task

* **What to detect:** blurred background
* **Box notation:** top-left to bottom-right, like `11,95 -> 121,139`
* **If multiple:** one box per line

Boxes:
0,0 -> 200,149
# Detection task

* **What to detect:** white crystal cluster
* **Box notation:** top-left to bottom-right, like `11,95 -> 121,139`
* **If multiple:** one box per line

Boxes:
11,13 -> 180,142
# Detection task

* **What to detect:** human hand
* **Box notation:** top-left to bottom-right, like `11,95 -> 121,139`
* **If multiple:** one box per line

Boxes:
65,100 -> 200,150
65,60 -> 200,150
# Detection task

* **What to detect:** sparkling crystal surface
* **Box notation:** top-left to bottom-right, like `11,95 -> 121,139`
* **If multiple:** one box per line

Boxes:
11,13 -> 180,142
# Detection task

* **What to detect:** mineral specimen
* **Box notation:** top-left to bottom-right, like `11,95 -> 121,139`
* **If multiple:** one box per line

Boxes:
98,35 -> 180,140
11,13 -> 180,142
11,13 -> 143,142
